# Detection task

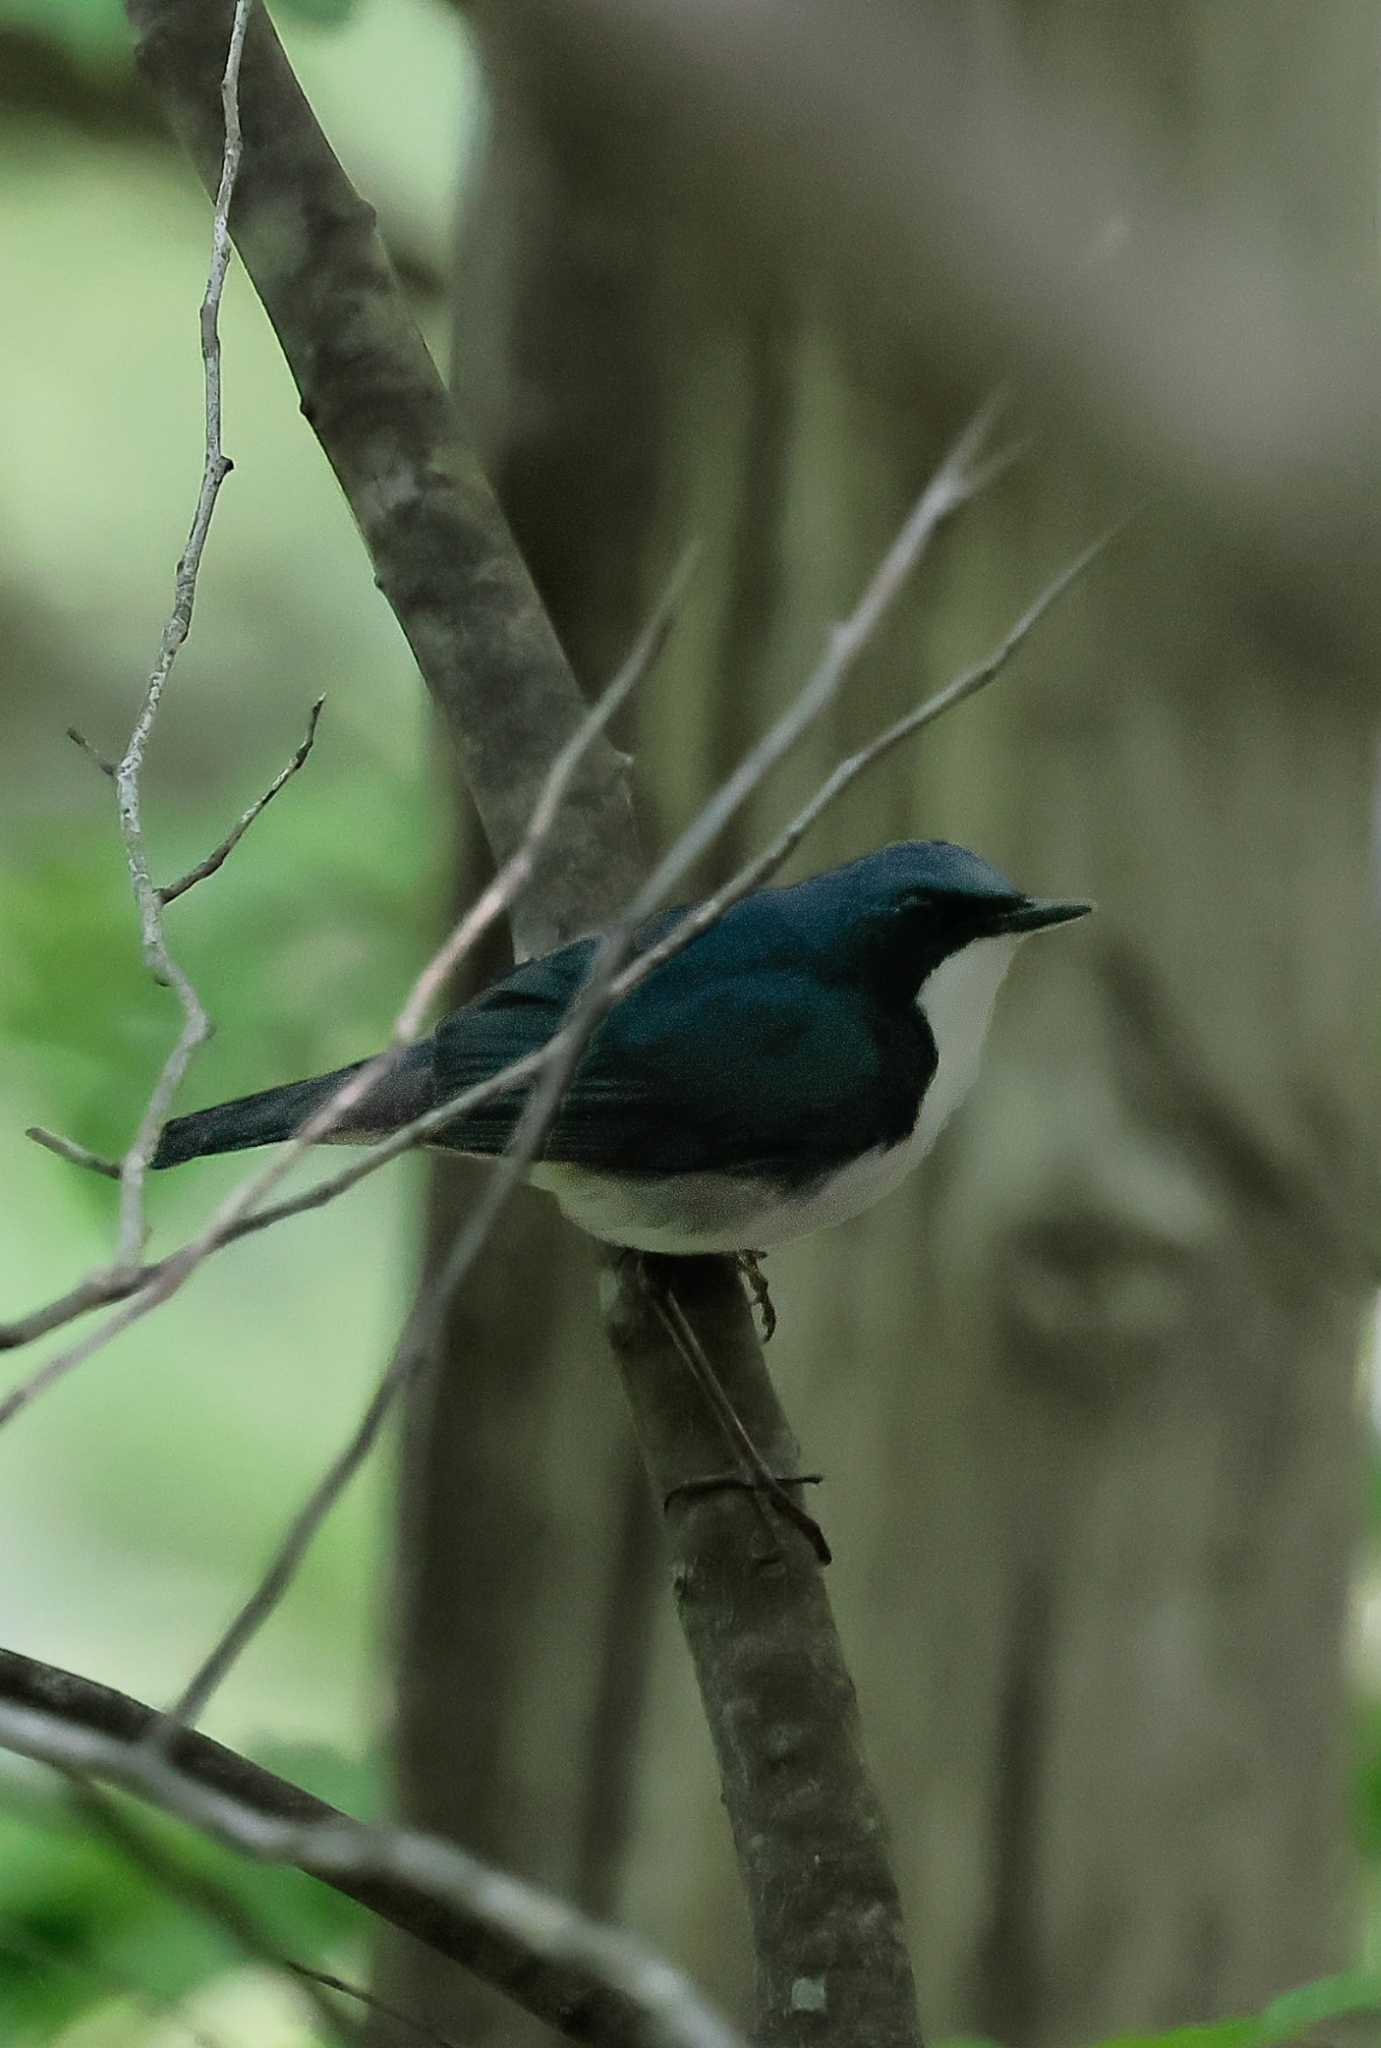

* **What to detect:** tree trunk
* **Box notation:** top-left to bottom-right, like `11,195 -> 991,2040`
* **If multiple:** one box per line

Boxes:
376,5 -> 1381,2042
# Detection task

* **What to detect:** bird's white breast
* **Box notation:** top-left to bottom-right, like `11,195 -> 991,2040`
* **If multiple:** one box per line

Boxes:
530,933 -> 1018,1254
910,933 -> 1017,1156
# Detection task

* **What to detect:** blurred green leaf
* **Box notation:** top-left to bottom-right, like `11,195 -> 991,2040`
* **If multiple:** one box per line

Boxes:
0,0 -> 360,67
0,0 -> 130,66
0,1767 -> 364,2042
277,0 -> 362,21
1255,1969 -> 1381,2041
1085,2030 -> 1255,2048
1079,1969 -> 1381,2047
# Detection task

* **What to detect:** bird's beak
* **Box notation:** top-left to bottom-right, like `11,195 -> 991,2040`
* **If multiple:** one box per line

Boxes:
998,896 -> 1094,934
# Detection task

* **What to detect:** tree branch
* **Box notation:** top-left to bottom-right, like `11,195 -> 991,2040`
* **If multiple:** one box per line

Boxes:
0,1649 -> 737,2048
606,1257 -> 918,2045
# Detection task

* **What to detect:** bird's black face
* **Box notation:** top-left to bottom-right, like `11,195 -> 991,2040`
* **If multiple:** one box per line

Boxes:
854,878 -> 1091,1008
774,839 -> 1090,1009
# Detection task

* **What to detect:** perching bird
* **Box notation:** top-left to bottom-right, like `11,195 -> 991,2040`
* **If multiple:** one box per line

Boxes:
153,839 -> 1089,1252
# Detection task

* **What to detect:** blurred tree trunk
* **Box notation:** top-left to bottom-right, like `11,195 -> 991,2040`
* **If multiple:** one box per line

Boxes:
373,5 -> 1381,2044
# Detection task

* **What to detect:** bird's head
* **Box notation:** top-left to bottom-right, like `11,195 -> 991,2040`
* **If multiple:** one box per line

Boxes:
788,839 -> 1091,1012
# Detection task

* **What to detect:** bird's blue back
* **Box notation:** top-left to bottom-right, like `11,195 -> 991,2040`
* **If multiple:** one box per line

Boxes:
429,842 -> 1019,1183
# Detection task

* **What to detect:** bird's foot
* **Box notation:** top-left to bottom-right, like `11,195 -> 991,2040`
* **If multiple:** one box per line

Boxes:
664,1472 -> 829,1564
737,1249 -> 777,1342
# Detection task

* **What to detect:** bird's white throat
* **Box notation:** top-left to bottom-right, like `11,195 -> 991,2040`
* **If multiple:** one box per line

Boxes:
911,932 -> 1018,1155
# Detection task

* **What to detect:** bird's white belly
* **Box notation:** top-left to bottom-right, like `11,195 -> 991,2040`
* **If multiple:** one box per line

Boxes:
530,936 -> 1017,1254
531,1142 -> 913,1254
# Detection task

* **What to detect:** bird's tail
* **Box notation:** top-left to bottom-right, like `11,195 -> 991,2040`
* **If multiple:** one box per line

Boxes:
152,1051 -> 431,1168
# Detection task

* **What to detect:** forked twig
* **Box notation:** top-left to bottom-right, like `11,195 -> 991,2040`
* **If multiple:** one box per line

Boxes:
110,0 -> 254,1270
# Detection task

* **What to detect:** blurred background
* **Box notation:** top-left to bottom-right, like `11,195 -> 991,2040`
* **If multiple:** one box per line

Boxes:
1,2 -> 1380,2045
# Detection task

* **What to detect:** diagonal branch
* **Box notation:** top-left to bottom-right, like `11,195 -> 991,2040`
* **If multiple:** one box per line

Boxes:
0,1649 -> 740,2048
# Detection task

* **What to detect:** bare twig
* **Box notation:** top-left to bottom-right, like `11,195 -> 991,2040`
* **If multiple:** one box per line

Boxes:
629,508 -> 1137,968
111,0 -> 254,1271
67,726 -> 117,779
158,696 -> 325,906
287,1963 -> 462,2048
25,1127 -> 121,1179
0,1684 -> 743,2048
164,930 -> 634,1728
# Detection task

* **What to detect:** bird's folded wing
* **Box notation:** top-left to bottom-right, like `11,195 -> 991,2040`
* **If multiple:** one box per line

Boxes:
429,938 -> 913,1182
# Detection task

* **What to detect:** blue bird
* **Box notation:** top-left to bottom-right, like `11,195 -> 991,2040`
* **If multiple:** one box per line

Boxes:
153,840 -> 1089,1256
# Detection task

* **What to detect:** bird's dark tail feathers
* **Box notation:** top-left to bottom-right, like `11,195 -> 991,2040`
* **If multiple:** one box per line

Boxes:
152,1051 -> 432,1169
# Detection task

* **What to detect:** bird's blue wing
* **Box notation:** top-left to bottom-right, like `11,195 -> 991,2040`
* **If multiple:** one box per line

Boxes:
430,918 -> 932,1182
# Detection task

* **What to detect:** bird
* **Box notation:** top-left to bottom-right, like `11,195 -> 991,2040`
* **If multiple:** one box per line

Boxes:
152,839 -> 1090,1257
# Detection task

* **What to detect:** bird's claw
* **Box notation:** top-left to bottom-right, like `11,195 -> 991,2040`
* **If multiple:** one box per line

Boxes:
737,1249 -> 777,1341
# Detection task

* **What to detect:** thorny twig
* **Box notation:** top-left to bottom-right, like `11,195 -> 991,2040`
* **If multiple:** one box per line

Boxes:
111,0 -> 254,1272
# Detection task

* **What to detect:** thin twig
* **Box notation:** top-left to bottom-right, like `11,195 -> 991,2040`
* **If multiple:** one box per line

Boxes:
67,726 -> 118,779
159,697 -> 325,906
0,1696 -> 744,2048
287,1962 -> 463,2048
111,0 -> 254,1271
37,698 -> 326,1174
25,1128 -> 121,1179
